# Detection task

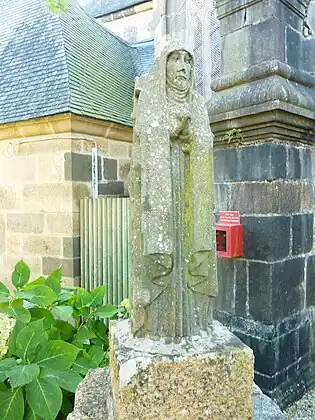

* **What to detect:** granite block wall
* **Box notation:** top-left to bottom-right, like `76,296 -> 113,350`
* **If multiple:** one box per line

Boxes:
211,0 -> 315,408
0,114 -> 132,289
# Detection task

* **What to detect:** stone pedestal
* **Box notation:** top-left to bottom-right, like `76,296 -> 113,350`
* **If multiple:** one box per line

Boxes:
109,319 -> 254,419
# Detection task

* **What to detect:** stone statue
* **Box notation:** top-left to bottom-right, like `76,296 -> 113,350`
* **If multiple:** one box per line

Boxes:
129,42 -> 217,341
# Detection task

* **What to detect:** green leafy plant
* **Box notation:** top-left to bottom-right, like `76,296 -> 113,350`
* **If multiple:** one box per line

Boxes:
0,260 -> 120,420
45,0 -> 68,14
223,128 -> 243,144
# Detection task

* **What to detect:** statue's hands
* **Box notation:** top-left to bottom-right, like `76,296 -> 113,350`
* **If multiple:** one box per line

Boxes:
169,113 -> 191,140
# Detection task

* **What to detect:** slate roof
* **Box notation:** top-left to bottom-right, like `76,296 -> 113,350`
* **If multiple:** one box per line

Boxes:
0,0 -> 142,127
132,39 -> 154,76
83,0 -> 146,18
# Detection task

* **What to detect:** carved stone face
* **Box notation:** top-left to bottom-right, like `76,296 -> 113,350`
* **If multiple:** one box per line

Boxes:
166,50 -> 192,91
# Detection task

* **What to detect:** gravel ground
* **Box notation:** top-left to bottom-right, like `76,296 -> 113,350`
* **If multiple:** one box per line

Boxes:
285,388 -> 315,419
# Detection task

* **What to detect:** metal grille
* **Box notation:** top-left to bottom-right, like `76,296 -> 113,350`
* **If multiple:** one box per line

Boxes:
80,197 -> 131,306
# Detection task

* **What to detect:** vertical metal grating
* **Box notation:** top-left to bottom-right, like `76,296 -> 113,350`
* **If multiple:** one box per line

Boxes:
80,197 -> 131,306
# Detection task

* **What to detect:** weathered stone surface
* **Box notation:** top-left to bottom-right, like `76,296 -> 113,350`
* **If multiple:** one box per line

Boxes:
37,152 -> 64,182
0,215 -> 6,253
103,158 -> 117,180
287,147 -> 312,181
118,159 -> 130,181
45,213 -> 80,235
229,181 -> 313,215
64,152 -> 102,183
249,258 -> 304,324
68,369 -> 286,420
214,144 -> 287,182
23,235 -> 62,256
130,43 -> 217,340
253,385 -> 287,420
1,156 -> 36,184
0,186 -> 18,210
242,216 -> 290,261
42,256 -> 80,278
110,319 -> 254,419
292,214 -> 313,255
108,142 -> 129,158
63,237 -> 80,258
23,184 -> 73,212
98,181 -> 125,196
7,213 -> 44,234
67,368 -> 114,420
306,255 -> 315,307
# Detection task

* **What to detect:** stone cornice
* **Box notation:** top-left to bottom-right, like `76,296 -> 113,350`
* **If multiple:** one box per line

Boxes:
210,102 -> 315,145
215,0 -> 311,20
0,113 -> 133,143
211,60 -> 315,91
209,70 -> 315,119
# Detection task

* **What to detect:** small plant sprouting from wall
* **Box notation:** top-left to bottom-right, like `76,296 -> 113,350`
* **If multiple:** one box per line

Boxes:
224,128 -> 244,144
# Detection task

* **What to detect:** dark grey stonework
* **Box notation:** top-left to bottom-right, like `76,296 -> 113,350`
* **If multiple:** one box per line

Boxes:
98,181 -> 125,196
287,147 -> 312,180
103,158 -> 118,180
216,309 -> 315,409
63,237 -> 80,259
216,258 -> 234,312
235,260 -> 247,317
242,216 -> 290,262
64,152 -> 102,183
292,214 -> 314,255
306,256 -> 315,307
212,0 -> 315,409
43,256 -> 80,279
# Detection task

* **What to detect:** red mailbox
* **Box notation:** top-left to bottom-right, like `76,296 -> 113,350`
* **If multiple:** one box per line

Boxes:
216,211 -> 243,258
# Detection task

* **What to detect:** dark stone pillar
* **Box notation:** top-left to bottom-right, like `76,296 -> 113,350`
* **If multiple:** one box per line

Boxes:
210,0 -> 315,409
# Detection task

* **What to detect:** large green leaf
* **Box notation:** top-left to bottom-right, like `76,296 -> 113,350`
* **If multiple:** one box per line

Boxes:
0,282 -> 10,303
15,319 -> 47,362
0,382 -> 8,391
56,290 -> 73,304
26,378 -> 62,420
24,404 -> 45,420
88,346 -> 105,366
51,305 -> 73,321
72,351 -> 97,375
89,319 -> 107,341
0,358 -> 17,382
22,277 -> 46,291
72,325 -> 96,348
45,267 -> 62,295
16,286 -> 57,308
11,260 -> 30,290
75,288 -> 91,309
0,302 -> 10,313
93,304 -> 118,319
60,392 -> 75,417
40,368 -> 82,393
47,327 -> 61,341
7,299 -> 31,324
29,308 -> 55,330
54,320 -> 75,341
0,387 -> 24,420
35,340 -> 80,370
8,364 -> 40,388
7,321 -> 24,356
86,286 -> 105,307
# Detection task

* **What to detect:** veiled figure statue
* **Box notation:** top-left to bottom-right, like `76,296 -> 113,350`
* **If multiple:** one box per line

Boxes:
129,42 -> 217,341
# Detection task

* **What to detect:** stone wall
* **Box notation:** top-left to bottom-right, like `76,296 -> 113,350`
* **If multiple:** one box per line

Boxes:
210,0 -> 315,409
0,113 -> 132,288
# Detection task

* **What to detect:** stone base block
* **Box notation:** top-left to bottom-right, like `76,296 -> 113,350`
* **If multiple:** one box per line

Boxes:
109,319 -> 254,419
